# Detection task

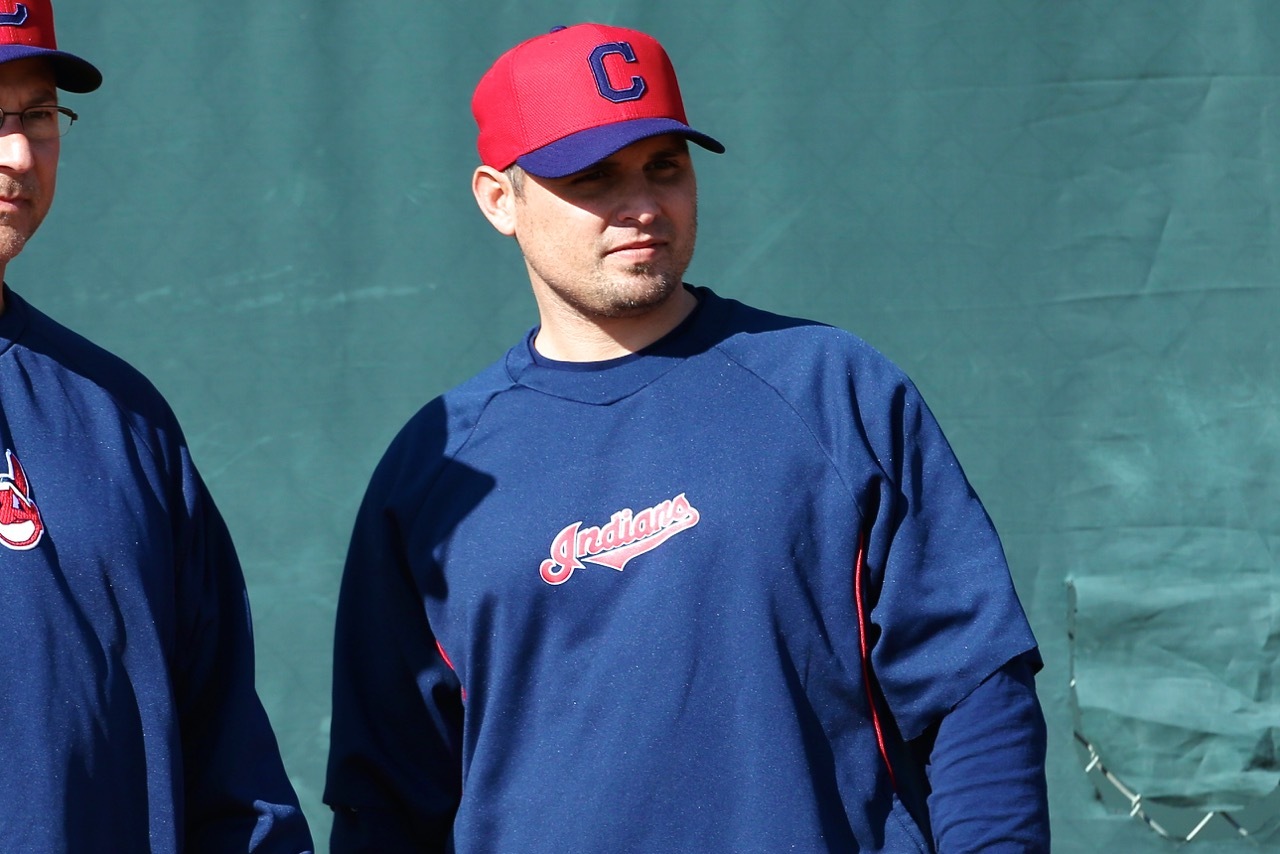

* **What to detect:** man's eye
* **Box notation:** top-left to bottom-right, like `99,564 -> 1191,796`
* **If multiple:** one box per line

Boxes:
23,108 -> 57,123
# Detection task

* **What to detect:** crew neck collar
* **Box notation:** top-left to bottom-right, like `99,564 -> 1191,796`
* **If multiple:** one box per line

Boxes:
0,286 -> 29,360
504,285 -> 726,405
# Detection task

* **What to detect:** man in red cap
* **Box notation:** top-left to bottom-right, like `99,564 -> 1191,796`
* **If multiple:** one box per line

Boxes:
327,23 -> 1049,853
0,3 -> 313,851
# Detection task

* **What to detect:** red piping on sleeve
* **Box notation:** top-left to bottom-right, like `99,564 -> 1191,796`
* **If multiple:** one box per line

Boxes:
436,639 -> 467,702
855,528 -> 898,792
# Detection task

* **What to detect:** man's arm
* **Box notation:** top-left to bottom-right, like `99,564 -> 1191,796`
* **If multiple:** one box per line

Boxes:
850,367 -> 1047,849
924,653 -> 1050,853
325,468 -> 464,853
173,465 -> 315,854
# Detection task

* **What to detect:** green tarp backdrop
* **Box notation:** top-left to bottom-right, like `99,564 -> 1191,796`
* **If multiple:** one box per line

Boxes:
19,2 -> 1279,850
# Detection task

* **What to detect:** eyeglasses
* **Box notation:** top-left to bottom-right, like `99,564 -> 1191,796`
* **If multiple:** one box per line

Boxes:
0,105 -> 78,140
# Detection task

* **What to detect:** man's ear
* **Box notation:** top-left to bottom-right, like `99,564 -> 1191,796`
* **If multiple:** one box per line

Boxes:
472,165 -> 518,237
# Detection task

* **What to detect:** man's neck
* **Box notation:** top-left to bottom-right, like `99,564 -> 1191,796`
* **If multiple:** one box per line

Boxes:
532,286 -> 697,362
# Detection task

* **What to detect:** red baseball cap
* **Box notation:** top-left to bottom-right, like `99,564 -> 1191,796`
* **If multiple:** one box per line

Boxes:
473,23 -> 723,179
0,0 -> 101,93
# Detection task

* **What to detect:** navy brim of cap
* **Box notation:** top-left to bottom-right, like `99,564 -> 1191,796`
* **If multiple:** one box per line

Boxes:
0,45 -> 102,93
516,117 -> 724,179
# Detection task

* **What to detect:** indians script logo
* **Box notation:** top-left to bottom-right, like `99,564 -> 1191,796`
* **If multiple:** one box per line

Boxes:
540,493 -> 700,585
0,5 -> 29,27
1,449 -> 43,550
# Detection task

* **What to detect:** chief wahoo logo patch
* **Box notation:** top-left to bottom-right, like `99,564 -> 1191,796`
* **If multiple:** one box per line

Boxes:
0,449 -> 44,550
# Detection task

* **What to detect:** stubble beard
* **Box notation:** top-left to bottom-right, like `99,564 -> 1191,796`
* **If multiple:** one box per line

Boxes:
0,211 -> 30,261
0,176 -> 39,266
524,205 -> 699,322
572,216 -> 698,320
587,261 -> 684,318
528,245 -> 695,322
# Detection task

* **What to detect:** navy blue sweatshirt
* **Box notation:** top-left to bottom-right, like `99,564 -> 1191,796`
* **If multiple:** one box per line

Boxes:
326,286 -> 1047,852
0,287 -> 313,853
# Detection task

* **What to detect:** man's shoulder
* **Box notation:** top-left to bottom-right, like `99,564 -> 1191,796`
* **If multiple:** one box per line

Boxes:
6,291 -> 180,430
704,290 -> 910,392
379,350 -> 517,462
359,350 -> 518,509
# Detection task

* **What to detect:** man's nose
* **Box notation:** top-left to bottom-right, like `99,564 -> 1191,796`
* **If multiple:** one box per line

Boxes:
0,114 -> 35,172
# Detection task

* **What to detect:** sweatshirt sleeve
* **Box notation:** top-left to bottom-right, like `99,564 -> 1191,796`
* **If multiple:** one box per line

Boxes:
324,451 -> 465,853
925,653 -> 1050,853
862,375 -> 1040,742
173,456 -> 315,854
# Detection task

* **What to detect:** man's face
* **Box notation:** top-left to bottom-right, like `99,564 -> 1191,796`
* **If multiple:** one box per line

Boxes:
0,58 -> 59,268
510,133 -> 698,323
